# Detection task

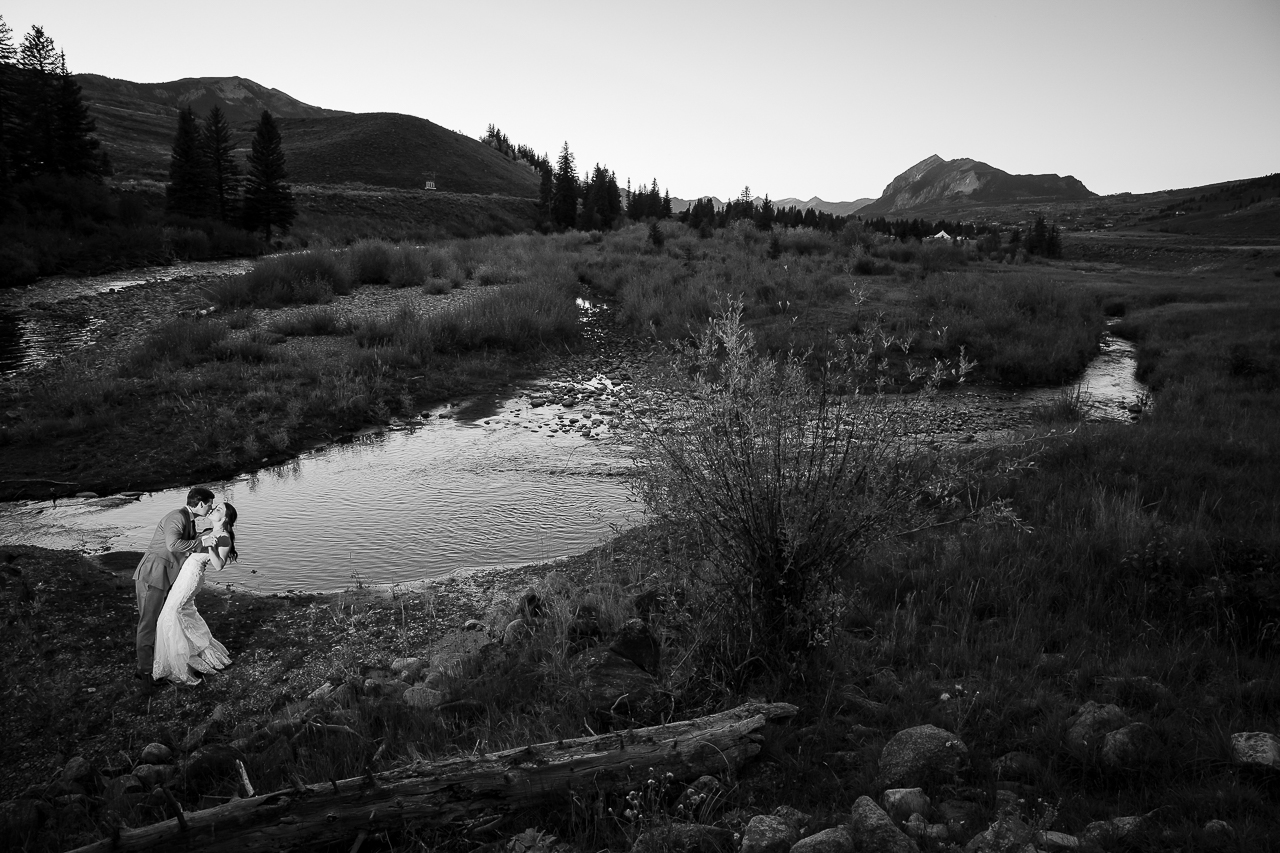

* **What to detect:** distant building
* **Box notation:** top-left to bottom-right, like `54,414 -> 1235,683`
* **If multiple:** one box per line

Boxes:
926,230 -> 952,241
424,180 -> 437,190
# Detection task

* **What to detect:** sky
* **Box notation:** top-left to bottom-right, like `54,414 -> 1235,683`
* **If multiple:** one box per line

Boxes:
5,0 -> 1279,202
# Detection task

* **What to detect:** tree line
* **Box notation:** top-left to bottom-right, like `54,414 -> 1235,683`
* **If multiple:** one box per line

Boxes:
0,18 -> 105,193
165,105 -> 297,239
484,126 -> 675,232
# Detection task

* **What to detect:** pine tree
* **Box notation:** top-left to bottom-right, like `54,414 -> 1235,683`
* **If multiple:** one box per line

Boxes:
550,142 -> 577,229
201,105 -> 240,223
0,16 -> 16,187
242,110 -> 295,239
52,51 -> 101,176
14,25 -> 59,178
166,106 -> 211,219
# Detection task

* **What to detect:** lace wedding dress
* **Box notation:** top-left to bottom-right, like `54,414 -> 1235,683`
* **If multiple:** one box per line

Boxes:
152,539 -> 232,685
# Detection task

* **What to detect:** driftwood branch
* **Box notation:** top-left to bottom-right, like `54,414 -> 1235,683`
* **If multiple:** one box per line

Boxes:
70,701 -> 797,853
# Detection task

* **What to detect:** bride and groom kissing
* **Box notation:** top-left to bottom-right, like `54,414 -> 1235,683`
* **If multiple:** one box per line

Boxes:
133,487 -> 237,695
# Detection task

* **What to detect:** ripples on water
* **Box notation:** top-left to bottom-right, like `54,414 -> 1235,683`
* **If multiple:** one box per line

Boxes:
0,404 -> 639,593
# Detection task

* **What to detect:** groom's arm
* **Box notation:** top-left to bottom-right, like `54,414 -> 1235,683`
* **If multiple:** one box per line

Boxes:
162,511 -> 201,556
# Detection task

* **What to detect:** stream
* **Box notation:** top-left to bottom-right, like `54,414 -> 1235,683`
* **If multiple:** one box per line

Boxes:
0,265 -> 1148,593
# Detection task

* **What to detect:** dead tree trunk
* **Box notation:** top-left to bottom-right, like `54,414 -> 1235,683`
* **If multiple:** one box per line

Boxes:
71,701 -> 797,853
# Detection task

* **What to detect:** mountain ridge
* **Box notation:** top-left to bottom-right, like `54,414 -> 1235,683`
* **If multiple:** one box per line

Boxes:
75,73 -> 539,198
860,155 -> 1095,216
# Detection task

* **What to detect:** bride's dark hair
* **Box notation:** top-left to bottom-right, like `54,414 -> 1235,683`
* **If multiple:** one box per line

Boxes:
222,502 -> 239,562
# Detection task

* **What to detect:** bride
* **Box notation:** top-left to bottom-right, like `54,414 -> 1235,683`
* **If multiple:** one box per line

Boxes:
152,501 -> 237,685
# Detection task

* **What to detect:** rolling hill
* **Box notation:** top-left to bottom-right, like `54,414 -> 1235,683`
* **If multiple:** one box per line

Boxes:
75,74 -> 540,198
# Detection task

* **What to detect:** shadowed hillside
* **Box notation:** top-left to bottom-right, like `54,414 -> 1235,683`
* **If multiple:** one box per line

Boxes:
75,74 -> 541,199
277,113 -> 540,197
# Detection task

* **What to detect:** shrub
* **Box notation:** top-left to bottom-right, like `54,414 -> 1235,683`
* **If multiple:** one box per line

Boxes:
631,303 -> 984,686
209,249 -> 353,308
269,307 -> 349,337
121,317 -> 229,375
346,239 -> 398,284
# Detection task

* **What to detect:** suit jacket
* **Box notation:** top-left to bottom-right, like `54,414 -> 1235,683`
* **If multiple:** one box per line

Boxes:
133,507 -> 202,591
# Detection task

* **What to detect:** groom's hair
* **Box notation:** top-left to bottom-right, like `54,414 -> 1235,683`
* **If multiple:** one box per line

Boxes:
185,487 -> 215,508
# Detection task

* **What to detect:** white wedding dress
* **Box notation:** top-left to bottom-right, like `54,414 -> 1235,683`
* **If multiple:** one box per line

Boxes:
152,541 -> 232,685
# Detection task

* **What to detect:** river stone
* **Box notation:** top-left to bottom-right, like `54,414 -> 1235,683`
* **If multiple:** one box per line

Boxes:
991,750 -> 1044,783
1065,701 -> 1129,749
403,686 -> 446,710
882,788 -> 931,823
103,774 -> 143,801
849,796 -> 920,853
936,800 -> 984,845
1080,815 -> 1149,847
139,743 -> 173,765
791,826 -> 855,853
133,763 -> 177,789
631,822 -> 734,853
771,804 -> 811,833
877,724 -> 968,789
739,814 -> 798,853
1230,731 -> 1280,770
1101,722 -> 1160,769
180,744 -> 243,791
610,618 -> 661,674
503,618 -> 531,646
962,812 -> 1032,853
0,798 -> 48,842
576,646 -> 655,718
1201,819 -> 1236,847
1035,830 -> 1084,851
307,682 -> 335,702
391,657 -> 426,679
675,775 -> 725,816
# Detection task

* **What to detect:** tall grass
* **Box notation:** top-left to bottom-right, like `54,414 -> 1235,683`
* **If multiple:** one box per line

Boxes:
209,250 -> 353,308
918,272 -> 1106,384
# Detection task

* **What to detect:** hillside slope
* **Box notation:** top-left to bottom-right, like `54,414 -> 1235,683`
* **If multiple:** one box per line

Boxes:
277,113 -> 540,196
76,74 -> 540,198
860,155 -> 1095,216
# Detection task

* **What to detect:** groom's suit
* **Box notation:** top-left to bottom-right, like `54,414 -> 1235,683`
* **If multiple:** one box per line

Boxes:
133,507 -> 203,676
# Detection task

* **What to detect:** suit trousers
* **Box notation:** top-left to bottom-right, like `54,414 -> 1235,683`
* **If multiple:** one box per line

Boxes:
135,579 -> 168,675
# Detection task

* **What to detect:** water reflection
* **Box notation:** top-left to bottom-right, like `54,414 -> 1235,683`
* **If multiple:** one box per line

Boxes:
0,408 -> 639,594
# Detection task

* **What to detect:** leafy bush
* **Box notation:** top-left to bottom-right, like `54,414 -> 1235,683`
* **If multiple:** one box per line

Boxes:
121,317 -> 229,375
631,303 -> 983,685
346,239 -> 398,284
209,249 -> 353,308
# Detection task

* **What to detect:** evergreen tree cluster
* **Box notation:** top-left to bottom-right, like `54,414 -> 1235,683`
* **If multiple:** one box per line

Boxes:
861,216 -> 993,241
486,128 -> 674,233
680,188 -> 850,235
0,18 -> 105,189
1025,214 -> 1062,258
166,106 -> 296,239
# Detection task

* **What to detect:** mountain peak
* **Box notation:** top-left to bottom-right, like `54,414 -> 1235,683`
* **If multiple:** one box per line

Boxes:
860,155 -> 1095,216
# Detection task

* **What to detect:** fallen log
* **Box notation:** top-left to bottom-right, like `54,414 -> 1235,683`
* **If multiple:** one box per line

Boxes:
71,701 -> 797,853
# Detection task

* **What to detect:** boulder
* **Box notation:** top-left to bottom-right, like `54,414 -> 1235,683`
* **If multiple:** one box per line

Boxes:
390,657 -> 426,679
103,774 -> 143,801
877,724 -> 968,789
1035,830 -> 1084,851
790,826 -> 855,853
849,796 -> 920,853
1101,722 -> 1160,769
133,763 -> 177,789
403,686 -> 447,710
0,798 -> 48,844
675,775 -> 726,817
991,751 -> 1043,783
738,814 -> 798,853
631,822 -> 735,853
962,813 -> 1033,853
503,618 -> 531,646
575,646 -> 655,718
179,744 -> 243,791
1230,731 -> 1280,771
140,737 -> 174,763
62,756 -> 94,789
770,804 -> 810,834
1065,701 -> 1129,749
610,618 -> 661,674
1201,819 -> 1236,848
1080,814 -> 1149,848
881,788 -> 931,823
935,800 -> 985,845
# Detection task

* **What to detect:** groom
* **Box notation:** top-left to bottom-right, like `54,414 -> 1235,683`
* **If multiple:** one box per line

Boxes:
133,487 -> 217,692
